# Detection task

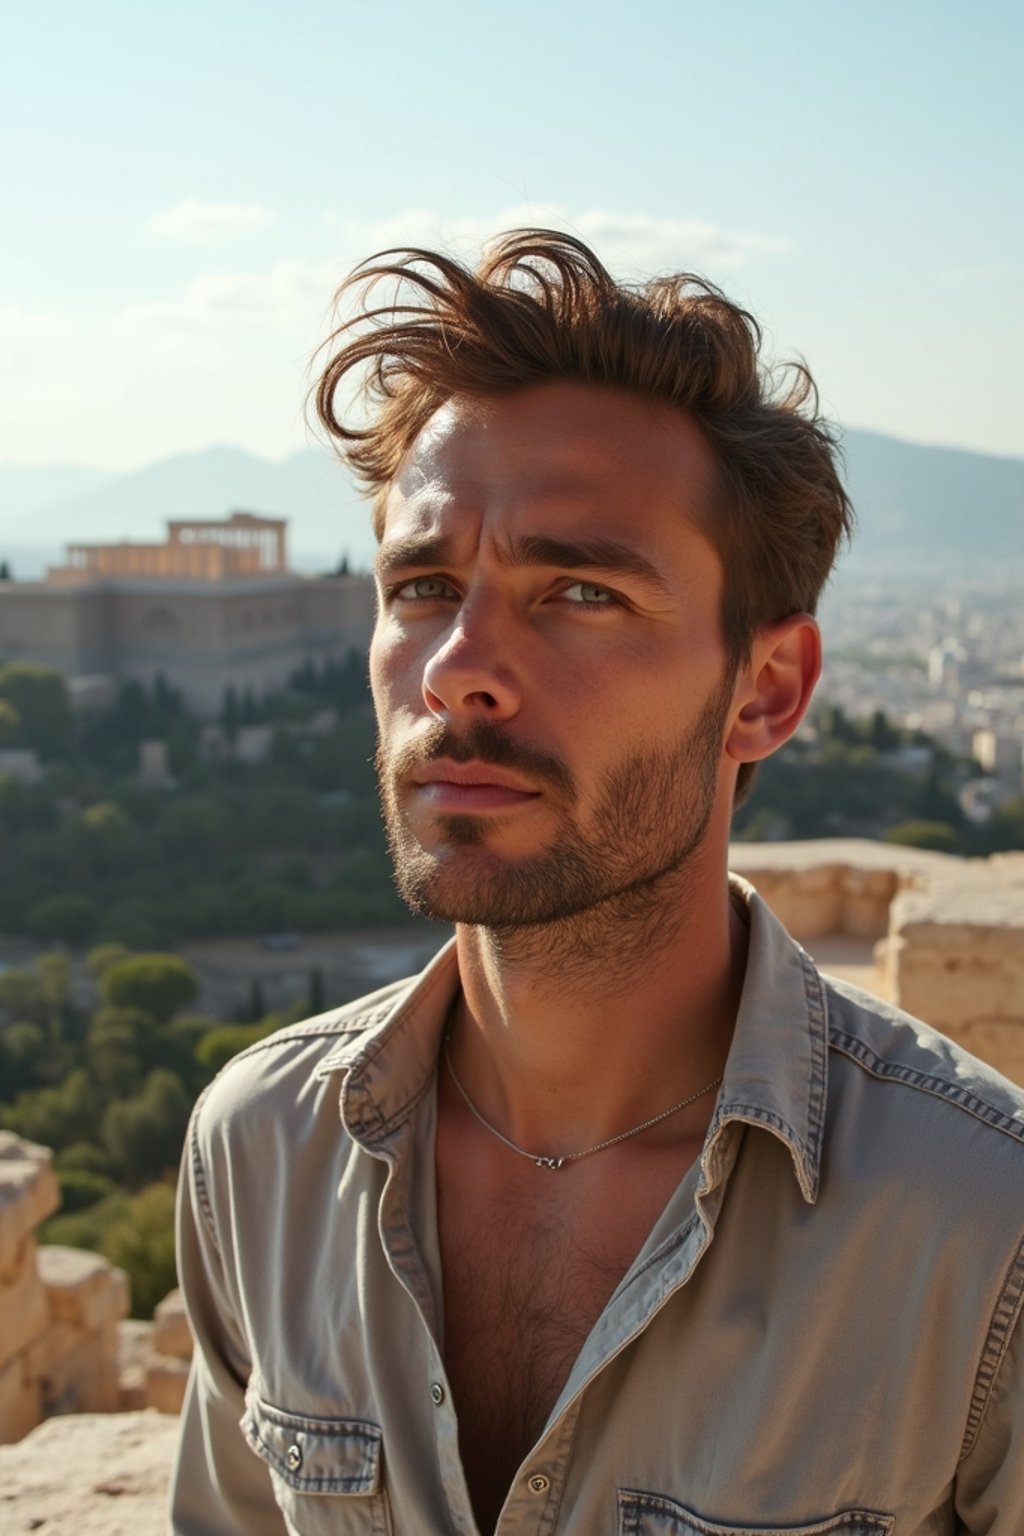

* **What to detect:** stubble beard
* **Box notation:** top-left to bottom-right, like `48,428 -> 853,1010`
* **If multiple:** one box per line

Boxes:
376,679 -> 735,973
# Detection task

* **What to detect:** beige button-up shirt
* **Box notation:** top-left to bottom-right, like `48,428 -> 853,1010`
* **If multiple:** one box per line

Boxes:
171,880 -> 1024,1534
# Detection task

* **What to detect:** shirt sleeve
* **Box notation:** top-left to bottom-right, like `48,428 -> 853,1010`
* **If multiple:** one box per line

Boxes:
168,1105 -> 287,1536
954,1247 -> 1024,1532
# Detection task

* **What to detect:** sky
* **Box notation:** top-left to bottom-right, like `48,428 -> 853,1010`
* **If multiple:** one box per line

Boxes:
2,0 -> 1021,473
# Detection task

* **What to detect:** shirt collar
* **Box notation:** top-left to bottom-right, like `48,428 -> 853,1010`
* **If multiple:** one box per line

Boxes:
713,875 -> 828,1204
318,876 -> 828,1202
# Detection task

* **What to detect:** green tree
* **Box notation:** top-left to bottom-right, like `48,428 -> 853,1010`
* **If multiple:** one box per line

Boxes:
36,949 -> 72,1083
1,1068 -> 99,1150
0,967 -> 46,1024
102,1182 -> 178,1319
78,800 -> 142,876
983,796 -> 1024,854
195,1020 -> 274,1075
54,1140 -> 115,1178
0,663 -> 73,757
157,795 -> 234,864
869,709 -> 899,753
0,698 -> 20,747
86,942 -> 132,980
101,1069 -> 192,1183
101,954 -> 199,1024
56,1167 -> 118,1213
27,893 -> 97,945
0,1020 -> 47,1097
86,1006 -> 154,1098
885,820 -> 959,853
244,978 -> 266,1022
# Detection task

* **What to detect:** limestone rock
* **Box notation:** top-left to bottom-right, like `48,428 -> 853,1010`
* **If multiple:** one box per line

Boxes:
152,1287 -> 193,1361
0,1409 -> 179,1533
0,1134 -> 59,1278
38,1244 -> 130,1332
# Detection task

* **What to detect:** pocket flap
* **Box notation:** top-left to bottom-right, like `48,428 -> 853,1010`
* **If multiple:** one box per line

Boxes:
242,1389 -> 382,1495
618,1491 -> 893,1536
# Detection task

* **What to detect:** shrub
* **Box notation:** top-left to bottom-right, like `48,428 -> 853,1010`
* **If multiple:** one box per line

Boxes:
56,1167 -> 117,1213
101,954 -> 199,1024
26,894 -> 97,944
102,1182 -> 179,1319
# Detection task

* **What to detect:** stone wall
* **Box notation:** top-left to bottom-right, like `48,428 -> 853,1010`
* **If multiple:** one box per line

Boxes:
732,840 -> 1024,1085
0,1133 -> 129,1444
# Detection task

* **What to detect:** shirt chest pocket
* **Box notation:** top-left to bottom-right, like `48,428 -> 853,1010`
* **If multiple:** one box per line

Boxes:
242,1390 -> 392,1535
617,1491 -> 893,1536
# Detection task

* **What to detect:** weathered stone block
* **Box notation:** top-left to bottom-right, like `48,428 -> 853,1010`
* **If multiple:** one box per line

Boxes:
0,1353 -> 41,1445
38,1244 -> 130,1332
41,1330 -> 121,1416
0,1134 -> 59,1273
944,1020 -> 1024,1087
152,1288 -> 193,1361
145,1352 -> 191,1414
0,1238 -> 49,1373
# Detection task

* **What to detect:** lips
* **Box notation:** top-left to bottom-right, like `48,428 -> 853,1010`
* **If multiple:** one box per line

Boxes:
410,758 -> 542,811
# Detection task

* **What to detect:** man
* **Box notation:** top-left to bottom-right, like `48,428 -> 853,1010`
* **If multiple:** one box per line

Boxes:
172,231 -> 1024,1534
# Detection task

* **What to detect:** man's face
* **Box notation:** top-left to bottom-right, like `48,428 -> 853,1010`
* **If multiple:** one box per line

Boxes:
370,382 -> 742,927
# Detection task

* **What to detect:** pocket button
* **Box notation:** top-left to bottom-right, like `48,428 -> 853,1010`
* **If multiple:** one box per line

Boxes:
285,1443 -> 303,1472
528,1473 -> 551,1495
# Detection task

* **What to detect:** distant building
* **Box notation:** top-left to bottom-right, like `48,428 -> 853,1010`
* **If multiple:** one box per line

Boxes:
927,638 -> 963,695
972,728 -> 1024,788
0,513 -> 373,715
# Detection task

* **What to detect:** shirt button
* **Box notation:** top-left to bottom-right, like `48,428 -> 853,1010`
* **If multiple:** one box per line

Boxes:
285,1443 -> 302,1472
527,1473 -> 550,1495
430,1382 -> 445,1405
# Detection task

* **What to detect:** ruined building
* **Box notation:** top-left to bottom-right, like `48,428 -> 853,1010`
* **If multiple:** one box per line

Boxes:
0,513 -> 374,715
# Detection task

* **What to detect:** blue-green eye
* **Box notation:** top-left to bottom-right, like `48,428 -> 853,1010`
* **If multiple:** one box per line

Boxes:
399,576 -> 455,600
563,581 -> 615,604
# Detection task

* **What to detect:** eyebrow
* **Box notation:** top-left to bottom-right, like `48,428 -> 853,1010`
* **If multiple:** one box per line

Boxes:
374,532 -> 672,596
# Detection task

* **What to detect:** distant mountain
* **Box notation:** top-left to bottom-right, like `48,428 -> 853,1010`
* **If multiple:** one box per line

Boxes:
1,430 -> 1021,581
0,446 -> 376,577
841,431 -> 1024,566
0,463 -> 116,517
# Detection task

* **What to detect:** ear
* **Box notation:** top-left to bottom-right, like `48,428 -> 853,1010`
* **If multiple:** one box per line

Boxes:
726,614 -> 821,767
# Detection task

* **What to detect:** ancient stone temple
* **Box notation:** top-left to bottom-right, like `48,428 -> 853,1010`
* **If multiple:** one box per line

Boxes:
0,513 -> 373,715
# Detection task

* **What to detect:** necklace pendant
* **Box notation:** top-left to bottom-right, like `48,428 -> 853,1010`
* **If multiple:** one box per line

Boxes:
535,1156 -> 566,1170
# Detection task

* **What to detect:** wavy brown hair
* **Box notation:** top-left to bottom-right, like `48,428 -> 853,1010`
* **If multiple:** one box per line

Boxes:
313,229 -> 853,801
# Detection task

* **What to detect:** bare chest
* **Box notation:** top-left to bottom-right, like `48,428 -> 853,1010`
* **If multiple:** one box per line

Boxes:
437,1165 -> 680,1533
440,1188 -> 624,1443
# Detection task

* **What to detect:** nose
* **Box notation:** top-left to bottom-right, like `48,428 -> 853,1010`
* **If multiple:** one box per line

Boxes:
422,598 -> 521,721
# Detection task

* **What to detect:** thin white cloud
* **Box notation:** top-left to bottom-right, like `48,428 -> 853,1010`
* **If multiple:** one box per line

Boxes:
325,204 -> 791,276
117,260 -> 334,337
115,205 -> 791,345
0,306 -> 63,341
148,197 -> 275,243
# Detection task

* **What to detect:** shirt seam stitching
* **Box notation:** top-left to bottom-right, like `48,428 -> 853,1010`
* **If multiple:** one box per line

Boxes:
829,1029 -> 1024,1143
188,1087 -> 218,1244
801,950 -> 829,1182
959,1231 -> 1024,1460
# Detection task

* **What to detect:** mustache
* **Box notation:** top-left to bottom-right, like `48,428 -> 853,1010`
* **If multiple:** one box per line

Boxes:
378,719 -> 576,801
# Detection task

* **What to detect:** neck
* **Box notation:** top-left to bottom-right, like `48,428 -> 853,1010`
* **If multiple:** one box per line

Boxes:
449,842 -> 747,1159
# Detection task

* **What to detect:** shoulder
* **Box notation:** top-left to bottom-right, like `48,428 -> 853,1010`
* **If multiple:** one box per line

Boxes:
825,972 -> 1024,1138
822,972 -> 1024,1208
188,973 -> 418,1153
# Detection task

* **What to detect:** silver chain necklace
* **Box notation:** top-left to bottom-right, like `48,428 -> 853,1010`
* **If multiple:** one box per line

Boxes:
443,1034 -> 722,1171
